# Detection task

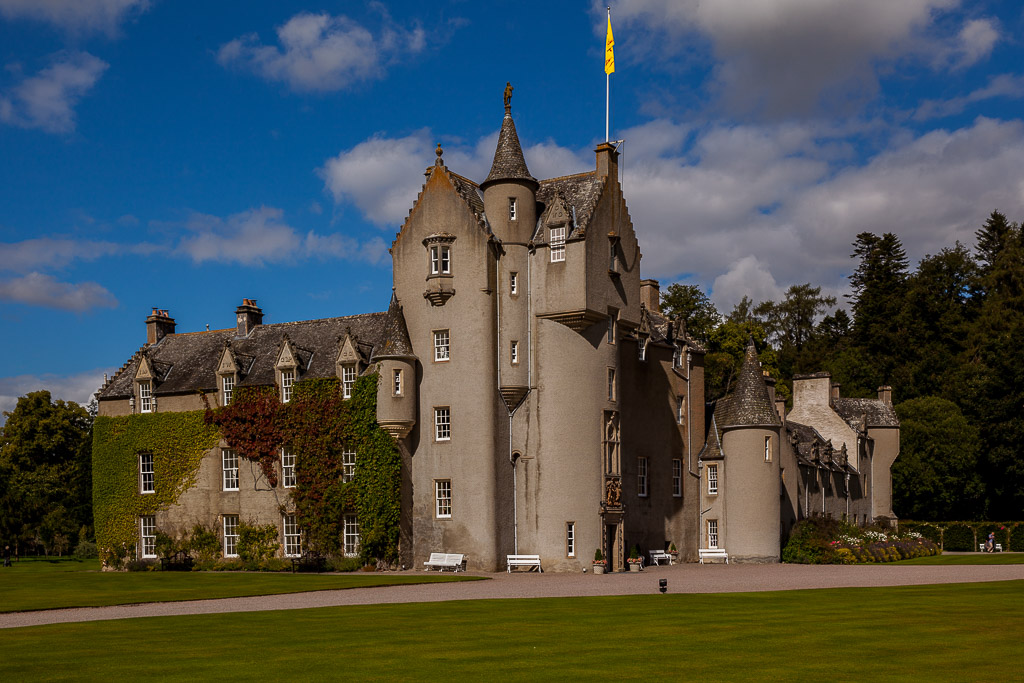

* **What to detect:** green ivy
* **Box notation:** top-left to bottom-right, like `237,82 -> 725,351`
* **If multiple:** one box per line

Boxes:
92,411 -> 220,566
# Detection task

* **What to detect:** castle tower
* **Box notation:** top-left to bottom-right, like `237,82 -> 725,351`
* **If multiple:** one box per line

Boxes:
479,91 -> 537,410
372,293 -> 418,440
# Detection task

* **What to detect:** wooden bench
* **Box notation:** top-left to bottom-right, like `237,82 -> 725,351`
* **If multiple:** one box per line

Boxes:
291,551 -> 326,573
159,550 -> 194,571
506,554 -> 542,573
423,553 -> 466,572
698,548 -> 729,564
649,550 -> 673,566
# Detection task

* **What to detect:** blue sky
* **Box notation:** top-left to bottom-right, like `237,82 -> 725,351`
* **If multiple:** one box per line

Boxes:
2,0 -> 1023,415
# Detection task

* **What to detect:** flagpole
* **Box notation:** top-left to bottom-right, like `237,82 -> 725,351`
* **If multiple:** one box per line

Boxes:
605,6 -> 610,142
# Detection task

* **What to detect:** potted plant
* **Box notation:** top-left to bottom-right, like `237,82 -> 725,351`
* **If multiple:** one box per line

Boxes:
668,542 -> 679,563
627,545 -> 642,572
593,548 -> 607,575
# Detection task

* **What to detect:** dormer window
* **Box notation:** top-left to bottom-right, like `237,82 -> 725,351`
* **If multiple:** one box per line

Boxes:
430,244 -> 451,275
139,381 -> 152,413
342,364 -> 357,399
509,197 -> 517,221
638,337 -> 648,361
281,369 -> 295,403
550,226 -> 566,262
221,375 -> 233,406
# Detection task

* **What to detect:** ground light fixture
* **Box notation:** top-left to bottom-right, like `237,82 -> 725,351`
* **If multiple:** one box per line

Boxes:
659,579 -> 667,594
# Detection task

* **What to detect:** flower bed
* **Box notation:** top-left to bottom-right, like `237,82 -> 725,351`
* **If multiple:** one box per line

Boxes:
783,518 -> 940,564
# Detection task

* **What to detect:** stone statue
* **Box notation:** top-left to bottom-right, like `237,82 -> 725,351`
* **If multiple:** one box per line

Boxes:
605,477 -> 622,506
503,82 -> 513,110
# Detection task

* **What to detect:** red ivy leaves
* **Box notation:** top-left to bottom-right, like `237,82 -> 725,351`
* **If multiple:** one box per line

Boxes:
205,386 -> 283,486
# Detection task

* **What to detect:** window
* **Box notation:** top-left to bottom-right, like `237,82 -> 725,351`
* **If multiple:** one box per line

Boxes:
638,337 -> 648,361
434,407 -> 451,441
430,244 -> 451,275
435,480 -> 452,518
607,368 -> 616,402
566,522 -> 575,557
342,364 -> 356,399
707,464 -> 718,495
283,514 -> 300,557
222,448 -> 239,491
393,369 -> 403,396
672,459 -> 682,497
221,375 -> 233,406
342,450 -> 356,483
673,347 -> 682,369
707,519 -> 719,549
677,396 -> 685,425
510,340 -> 519,365
139,381 -> 152,413
765,435 -> 772,462
281,449 -> 296,488
607,312 -> 616,344
140,515 -> 156,558
281,369 -> 295,403
509,197 -> 517,221
610,241 -> 618,271
140,453 -> 155,494
433,330 -> 450,362
344,514 -> 360,556
510,271 -> 518,294
550,226 -> 566,262
638,457 -> 649,497
223,515 -> 239,557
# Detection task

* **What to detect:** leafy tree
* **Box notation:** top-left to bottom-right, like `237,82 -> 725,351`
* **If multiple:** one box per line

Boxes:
660,283 -> 721,344
755,283 -> 836,381
891,397 -> 984,521
0,391 -> 93,555
704,320 -> 783,402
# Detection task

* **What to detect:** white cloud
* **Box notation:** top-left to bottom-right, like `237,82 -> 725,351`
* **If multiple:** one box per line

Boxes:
0,272 -> 118,311
217,12 -> 425,93
711,256 -> 782,311
948,18 -> 999,70
0,237 -> 126,273
0,369 -> 110,423
0,52 -> 108,133
913,73 -> 1024,120
0,0 -> 148,36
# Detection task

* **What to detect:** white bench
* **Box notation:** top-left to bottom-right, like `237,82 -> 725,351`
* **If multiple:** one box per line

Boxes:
698,548 -> 729,564
649,550 -> 673,566
506,554 -> 542,573
423,553 -> 466,572
979,543 -> 1004,552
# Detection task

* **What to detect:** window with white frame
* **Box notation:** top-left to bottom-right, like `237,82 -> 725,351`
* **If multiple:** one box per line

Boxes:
281,369 -> 295,403
677,396 -> 685,425
434,407 -> 451,441
707,463 -> 718,495
223,515 -> 239,557
140,515 -> 156,558
139,381 -> 152,413
222,448 -> 239,491
638,337 -> 648,361
343,514 -> 360,557
139,453 -> 155,494
610,241 -> 618,271
566,521 -> 575,557
342,364 -> 356,399
221,375 -> 233,406
435,480 -> 452,518
510,271 -> 518,294
510,340 -> 519,365
430,244 -> 451,275
509,197 -> 517,221
433,330 -> 450,362
283,513 -> 300,557
707,519 -> 719,549
393,369 -> 403,396
342,450 -> 356,483
550,226 -> 566,262
607,312 -> 616,344
672,458 -> 682,497
638,457 -> 649,497
673,347 -> 682,369
764,435 -> 772,462
281,449 -> 296,488
607,368 -> 616,402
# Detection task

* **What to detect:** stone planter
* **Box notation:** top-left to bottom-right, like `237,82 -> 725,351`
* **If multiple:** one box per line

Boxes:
628,562 -> 641,572
593,564 -> 606,575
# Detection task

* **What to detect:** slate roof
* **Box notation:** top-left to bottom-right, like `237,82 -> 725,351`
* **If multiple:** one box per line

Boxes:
371,294 -> 415,360
712,340 -> 781,429
786,420 -> 855,472
481,113 -> 537,189
534,172 -> 605,240
98,312 -> 388,399
447,171 -> 486,226
833,398 -> 899,428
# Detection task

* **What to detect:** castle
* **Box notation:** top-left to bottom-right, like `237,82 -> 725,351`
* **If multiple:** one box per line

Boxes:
96,94 -> 898,569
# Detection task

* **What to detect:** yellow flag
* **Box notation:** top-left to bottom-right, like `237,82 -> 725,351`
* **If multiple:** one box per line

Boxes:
605,14 -> 615,75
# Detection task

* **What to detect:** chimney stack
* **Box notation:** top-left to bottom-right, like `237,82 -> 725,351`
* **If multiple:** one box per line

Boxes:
595,141 -> 619,179
640,279 -> 661,314
235,298 -> 263,337
877,385 -> 892,405
831,382 -> 841,401
775,398 -> 787,424
145,308 -> 175,345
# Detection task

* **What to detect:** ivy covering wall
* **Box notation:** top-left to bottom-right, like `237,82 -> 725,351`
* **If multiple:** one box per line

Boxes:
92,411 -> 220,565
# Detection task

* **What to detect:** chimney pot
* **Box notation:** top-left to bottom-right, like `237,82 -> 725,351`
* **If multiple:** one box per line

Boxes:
878,385 -> 893,405
145,308 -> 176,345
235,298 -> 263,337
831,383 -> 841,401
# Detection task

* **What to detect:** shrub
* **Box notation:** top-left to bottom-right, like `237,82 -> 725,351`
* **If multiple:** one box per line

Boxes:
237,520 -> 280,564
943,523 -> 975,551
187,524 -> 221,562
782,517 -> 841,564
1011,524 -> 1024,552
73,540 -> 98,559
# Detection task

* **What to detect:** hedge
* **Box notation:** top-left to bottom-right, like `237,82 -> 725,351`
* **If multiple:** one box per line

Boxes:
899,520 -> 1024,551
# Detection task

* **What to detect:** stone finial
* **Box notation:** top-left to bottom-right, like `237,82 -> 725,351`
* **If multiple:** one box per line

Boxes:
435,142 -> 443,165
503,81 -> 513,113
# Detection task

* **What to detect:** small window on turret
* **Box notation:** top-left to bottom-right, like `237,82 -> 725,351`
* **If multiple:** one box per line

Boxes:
765,435 -> 772,462
430,245 -> 451,275
509,198 -> 517,221
510,272 -> 518,294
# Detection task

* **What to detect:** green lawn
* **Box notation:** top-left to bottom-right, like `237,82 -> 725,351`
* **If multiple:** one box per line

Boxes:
898,552 -> 1024,565
1,557 -> 480,613
2,581 -> 1022,680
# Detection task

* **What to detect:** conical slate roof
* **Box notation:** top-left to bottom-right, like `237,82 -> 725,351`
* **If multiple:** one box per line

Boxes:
481,113 -> 537,189
714,339 -> 781,428
371,293 -> 415,360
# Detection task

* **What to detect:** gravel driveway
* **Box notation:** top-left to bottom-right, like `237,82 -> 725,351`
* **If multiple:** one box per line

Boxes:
4,561 -> 1023,630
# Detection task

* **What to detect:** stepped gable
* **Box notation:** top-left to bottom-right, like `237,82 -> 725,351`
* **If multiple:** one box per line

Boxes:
448,171 -> 486,221
714,340 -> 781,429
833,398 -> 899,428
371,294 -> 415,360
535,172 -> 603,239
481,112 -> 537,190
98,312 -> 387,399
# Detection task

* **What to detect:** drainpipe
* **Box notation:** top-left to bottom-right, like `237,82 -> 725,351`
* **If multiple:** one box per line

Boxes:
687,351 -> 697,477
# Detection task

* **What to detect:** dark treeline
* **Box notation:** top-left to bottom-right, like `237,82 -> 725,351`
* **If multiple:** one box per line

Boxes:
663,210 -> 1024,522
